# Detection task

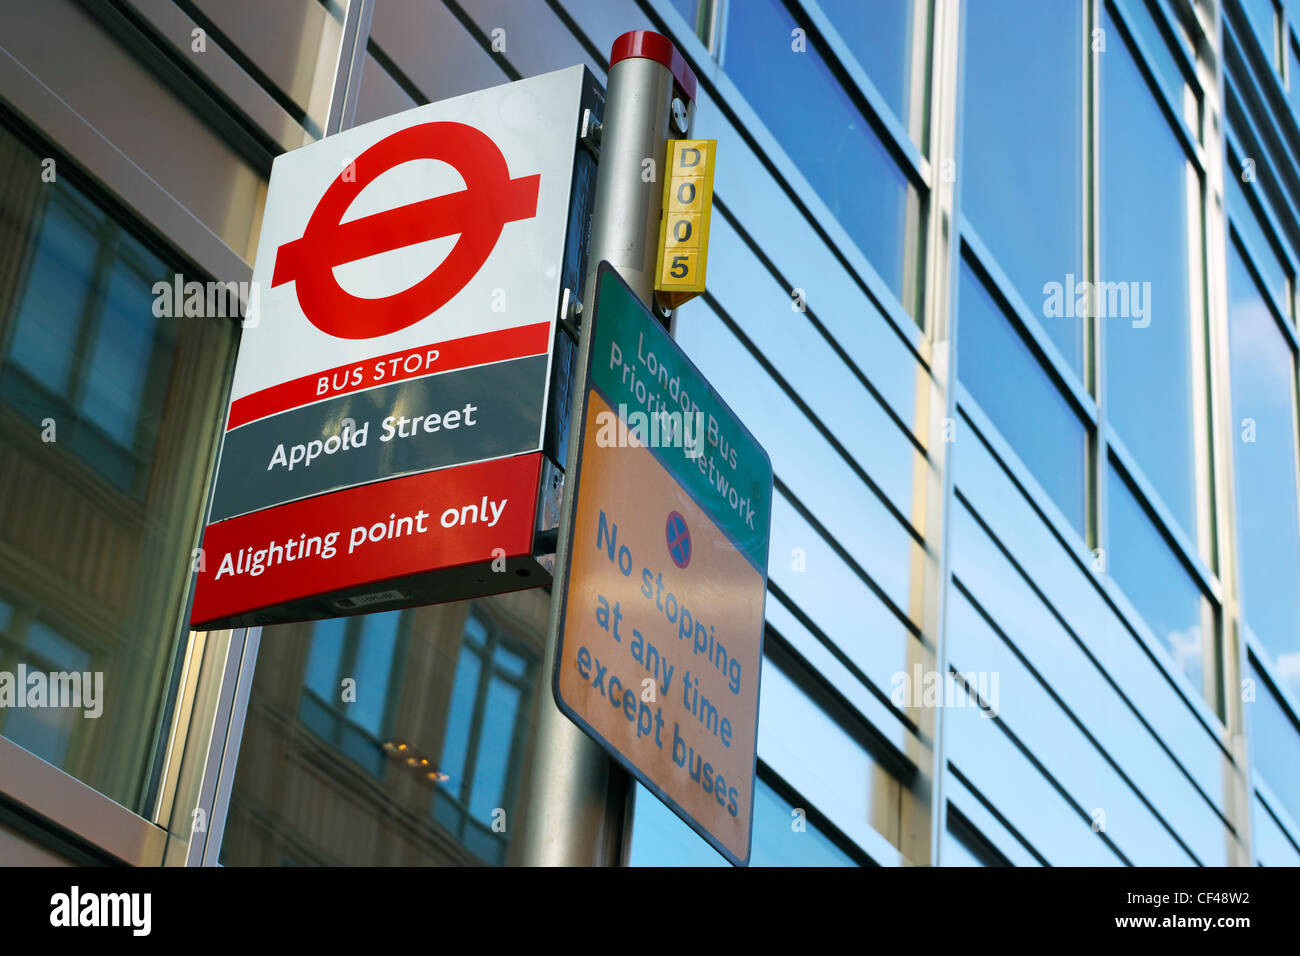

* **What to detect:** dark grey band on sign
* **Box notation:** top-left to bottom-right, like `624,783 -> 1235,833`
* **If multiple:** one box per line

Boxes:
209,354 -> 548,522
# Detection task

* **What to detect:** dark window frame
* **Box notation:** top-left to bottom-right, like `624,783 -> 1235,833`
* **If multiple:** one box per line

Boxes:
298,612 -> 413,777
432,607 -> 537,863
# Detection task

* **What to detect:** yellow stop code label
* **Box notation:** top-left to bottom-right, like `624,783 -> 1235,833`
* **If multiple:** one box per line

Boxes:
655,139 -> 716,308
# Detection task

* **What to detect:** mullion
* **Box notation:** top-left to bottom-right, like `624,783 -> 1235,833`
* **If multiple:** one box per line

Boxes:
455,620 -> 495,834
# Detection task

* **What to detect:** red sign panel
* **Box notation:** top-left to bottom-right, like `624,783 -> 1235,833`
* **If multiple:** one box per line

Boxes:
191,454 -> 543,629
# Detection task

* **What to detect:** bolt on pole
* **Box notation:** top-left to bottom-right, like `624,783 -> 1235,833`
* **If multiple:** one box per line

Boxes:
519,31 -> 697,866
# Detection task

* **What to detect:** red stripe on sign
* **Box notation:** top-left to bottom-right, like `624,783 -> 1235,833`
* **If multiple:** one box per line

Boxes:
189,453 -> 542,628
227,321 -> 552,430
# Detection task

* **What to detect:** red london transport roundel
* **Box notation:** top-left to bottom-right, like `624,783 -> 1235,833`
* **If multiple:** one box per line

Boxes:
271,121 -> 541,340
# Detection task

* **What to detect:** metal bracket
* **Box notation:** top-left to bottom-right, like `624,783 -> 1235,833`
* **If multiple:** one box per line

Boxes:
652,293 -> 673,324
671,96 -> 690,135
580,108 -> 602,158
559,287 -> 583,339
533,528 -> 559,556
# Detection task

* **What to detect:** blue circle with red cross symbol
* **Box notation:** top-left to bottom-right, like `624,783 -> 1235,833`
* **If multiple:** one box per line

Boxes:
666,511 -> 692,569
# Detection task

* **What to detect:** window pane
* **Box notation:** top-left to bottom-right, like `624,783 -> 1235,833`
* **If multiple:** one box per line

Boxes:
942,820 -> 991,866
0,620 -> 92,767
1240,0 -> 1280,67
4,178 -> 177,494
1247,662 -> 1300,826
749,778 -> 856,865
303,617 -> 346,701
957,261 -> 1088,535
6,192 -> 98,394
724,0 -> 922,312
962,0 -> 1084,371
221,595 -> 546,866
627,776 -> 857,866
468,676 -> 521,818
669,0 -> 704,37
441,640 -> 483,794
81,254 -> 165,445
1289,35 -> 1300,122
352,610 -> 402,735
1101,9 -> 1198,539
0,122 -> 237,812
1106,463 -> 1215,707
1226,240 -> 1300,696
1227,172 -> 1292,321
758,659 -> 908,851
816,0 -> 920,132
1120,0 -> 1198,133
462,610 -> 487,647
627,779 -> 728,866
495,644 -> 529,679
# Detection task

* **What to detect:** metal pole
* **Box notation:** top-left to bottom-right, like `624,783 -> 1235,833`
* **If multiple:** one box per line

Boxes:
325,0 -> 374,136
519,32 -> 696,866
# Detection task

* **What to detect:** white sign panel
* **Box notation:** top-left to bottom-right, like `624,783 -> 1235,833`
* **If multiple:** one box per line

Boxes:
206,65 -> 587,524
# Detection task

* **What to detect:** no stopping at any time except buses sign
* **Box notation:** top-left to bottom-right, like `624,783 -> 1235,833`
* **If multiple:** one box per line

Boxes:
554,264 -> 773,866
191,66 -> 596,630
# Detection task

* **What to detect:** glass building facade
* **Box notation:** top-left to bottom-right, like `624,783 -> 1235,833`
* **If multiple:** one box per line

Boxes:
0,0 -> 1296,867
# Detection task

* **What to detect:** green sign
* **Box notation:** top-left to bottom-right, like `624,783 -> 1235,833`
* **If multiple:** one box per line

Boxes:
553,263 -> 772,865
587,267 -> 772,571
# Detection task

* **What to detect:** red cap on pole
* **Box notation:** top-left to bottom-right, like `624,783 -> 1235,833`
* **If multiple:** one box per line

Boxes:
609,30 -> 698,103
